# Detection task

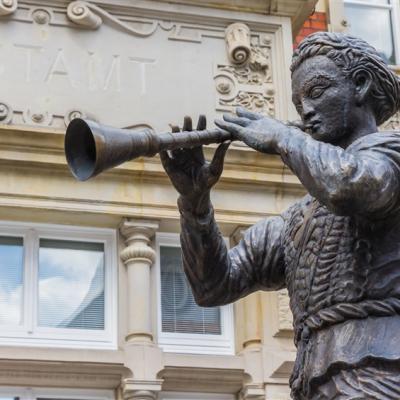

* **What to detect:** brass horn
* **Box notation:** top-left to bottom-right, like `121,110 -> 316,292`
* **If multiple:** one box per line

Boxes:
65,118 -> 232,181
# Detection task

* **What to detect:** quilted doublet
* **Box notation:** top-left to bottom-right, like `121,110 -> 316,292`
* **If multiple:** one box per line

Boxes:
283,196 -> 369,337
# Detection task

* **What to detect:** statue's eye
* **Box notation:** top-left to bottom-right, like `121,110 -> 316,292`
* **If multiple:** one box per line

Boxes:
309,86 -> 326,99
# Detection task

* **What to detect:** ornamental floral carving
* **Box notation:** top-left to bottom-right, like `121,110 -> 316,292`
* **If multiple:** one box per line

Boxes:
214,34 -> 275,116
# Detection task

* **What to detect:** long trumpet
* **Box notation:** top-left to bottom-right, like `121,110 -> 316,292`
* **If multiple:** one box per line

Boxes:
65,118 -> 233,181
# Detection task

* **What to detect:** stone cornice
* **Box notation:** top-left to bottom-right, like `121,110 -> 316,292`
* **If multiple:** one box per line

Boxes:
0,359 -> 127,388
18,0 -> 288,31
0,124 -> 305,230
18,0 -> 316,34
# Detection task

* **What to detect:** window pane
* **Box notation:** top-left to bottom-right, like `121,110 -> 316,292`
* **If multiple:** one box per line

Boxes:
38,239 -> 105,330
344,4 -> 395,63
0,236 -> 24,325
160,246 -> 221,335
346,0 -> 389,4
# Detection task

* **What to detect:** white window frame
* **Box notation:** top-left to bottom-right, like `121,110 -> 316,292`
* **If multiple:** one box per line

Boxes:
0,220 -> 118,350
155,233 -> 234,355
159,392 -> 235,400
0,386 -> 114,400
329,0 -> 400,66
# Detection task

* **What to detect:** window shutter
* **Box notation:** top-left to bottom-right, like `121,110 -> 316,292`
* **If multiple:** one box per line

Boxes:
0,236 -> 24,326
160,246 -> 221,335
38,239 -> 105,330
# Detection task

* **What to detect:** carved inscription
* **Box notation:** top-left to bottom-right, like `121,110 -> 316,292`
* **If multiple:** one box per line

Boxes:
8,44 -> 156,93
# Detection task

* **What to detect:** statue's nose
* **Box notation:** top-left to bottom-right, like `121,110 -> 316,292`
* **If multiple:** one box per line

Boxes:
302,101 -> 316,121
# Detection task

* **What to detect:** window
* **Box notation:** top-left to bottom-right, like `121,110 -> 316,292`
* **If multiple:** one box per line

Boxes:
0,222 -> 117,349
155,233 -> 234,355
0,387 -> 113,400
329,0 -> 400,65
343,0 -> 398,64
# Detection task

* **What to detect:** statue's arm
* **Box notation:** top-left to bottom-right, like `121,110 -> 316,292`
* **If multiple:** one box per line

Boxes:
276,131 -> 400,217
216,109 -> 400,218
179,199 -> 286,307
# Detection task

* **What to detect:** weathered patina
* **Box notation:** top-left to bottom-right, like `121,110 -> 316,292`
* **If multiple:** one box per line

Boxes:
160,32 -> 400,399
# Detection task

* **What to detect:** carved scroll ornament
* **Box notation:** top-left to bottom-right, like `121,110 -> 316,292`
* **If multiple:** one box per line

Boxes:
67,0 -> 157,36
0,0 -> 17,16
225,23 -> 251,65
215,34 -> 275,116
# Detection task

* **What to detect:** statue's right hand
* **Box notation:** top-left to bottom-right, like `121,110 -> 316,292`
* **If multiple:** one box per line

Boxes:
160,115 -> 230,213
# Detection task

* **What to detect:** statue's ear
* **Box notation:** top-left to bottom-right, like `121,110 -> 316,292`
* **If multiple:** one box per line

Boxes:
353,69 -> 373,106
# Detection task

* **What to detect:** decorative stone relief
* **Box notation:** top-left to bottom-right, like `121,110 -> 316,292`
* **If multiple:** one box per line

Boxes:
380,111 -> 400,131
215,34 -> 275,116
67,1 -> 102,29
0,0 -> 17,16
0,104 -> 97,129
31,8 -> 51,24
67,1 -> 161,36
277,289 -> 293,333
225,23 -> 251,65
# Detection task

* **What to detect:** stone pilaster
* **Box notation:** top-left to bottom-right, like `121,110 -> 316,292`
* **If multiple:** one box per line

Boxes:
232,226 -> 265,400
120,218 -> 159,344
232,226 -> 263,350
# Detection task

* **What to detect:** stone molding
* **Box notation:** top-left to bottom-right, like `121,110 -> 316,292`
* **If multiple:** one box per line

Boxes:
159,365 -> 246,393
122,379 -> 163,400
240,383 -> 265,400
0,359 -> 126,388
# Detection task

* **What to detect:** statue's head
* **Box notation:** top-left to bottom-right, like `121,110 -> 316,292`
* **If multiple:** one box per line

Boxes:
290,32 -> 400,144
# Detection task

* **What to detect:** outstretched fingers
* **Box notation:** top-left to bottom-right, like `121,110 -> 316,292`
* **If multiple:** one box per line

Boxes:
183,115 -> 193,132
236,106 -> 263,120
215,119 -> 246,140
197,114 -> 207,131
223,113 -> 251,127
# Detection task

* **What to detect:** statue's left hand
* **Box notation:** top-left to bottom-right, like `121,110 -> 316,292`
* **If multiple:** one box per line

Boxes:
215,107 -> 291,154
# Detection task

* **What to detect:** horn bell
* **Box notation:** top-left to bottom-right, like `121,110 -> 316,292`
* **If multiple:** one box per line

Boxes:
65,118 -> 138,181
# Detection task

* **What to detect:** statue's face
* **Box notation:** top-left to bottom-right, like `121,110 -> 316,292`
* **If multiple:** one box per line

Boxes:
291,55 -> 357,144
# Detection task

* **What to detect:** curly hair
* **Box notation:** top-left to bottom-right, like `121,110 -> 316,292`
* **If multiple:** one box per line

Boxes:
291,32 -> 400,125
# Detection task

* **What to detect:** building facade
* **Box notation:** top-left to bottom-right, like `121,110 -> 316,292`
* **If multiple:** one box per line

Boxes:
0,1 -> 319,400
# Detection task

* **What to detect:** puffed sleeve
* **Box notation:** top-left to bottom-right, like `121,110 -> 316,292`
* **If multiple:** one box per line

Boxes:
179,204 -> 287,307
276,130 -> 400,219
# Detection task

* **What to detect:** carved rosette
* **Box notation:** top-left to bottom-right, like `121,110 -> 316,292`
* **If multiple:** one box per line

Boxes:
215,34 -> 275,116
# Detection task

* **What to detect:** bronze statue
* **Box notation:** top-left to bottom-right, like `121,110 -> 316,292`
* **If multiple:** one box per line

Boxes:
159,32 -> 400,399
65,32 -> 400,399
